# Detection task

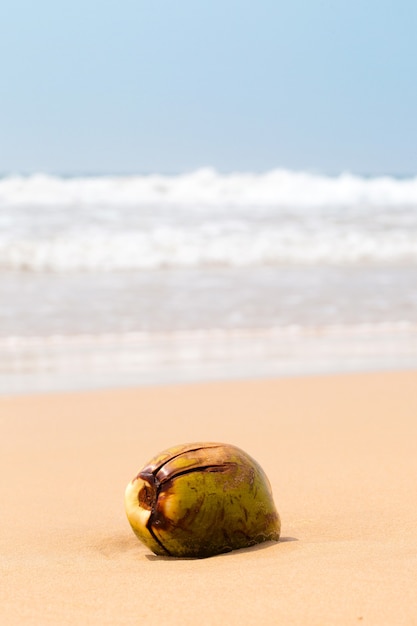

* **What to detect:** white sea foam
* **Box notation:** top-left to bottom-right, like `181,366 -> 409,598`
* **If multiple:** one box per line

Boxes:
2,323 -> 417,394
2,321 -> 415,349
2,168 -> 417,207
1,224 -> 417,271
1,169 -> 417,271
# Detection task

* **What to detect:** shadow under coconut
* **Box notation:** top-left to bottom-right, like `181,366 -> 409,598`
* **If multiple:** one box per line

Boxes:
145,536 -> 298,561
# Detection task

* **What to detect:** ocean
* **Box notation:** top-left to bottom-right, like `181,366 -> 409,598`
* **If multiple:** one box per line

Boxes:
1,168 -> 417,394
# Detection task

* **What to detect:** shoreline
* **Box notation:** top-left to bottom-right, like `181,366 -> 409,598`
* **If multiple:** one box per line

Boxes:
2,321 -> 417,396
2,370 -> 417,624
2,363 -> 417,399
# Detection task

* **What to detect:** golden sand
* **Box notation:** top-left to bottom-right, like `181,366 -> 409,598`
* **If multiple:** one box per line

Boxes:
1,371 -> 416,624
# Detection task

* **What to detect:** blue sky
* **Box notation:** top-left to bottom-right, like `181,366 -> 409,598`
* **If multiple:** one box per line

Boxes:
1,0 -> 416,175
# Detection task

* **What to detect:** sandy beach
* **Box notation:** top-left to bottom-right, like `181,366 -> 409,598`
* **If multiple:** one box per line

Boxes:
1,370 -> 417,625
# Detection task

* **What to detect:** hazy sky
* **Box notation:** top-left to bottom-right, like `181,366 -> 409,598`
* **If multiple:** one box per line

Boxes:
1,1 -> 416,175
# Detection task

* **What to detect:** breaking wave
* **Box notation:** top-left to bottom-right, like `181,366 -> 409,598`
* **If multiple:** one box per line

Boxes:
1,168 -> 417,271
